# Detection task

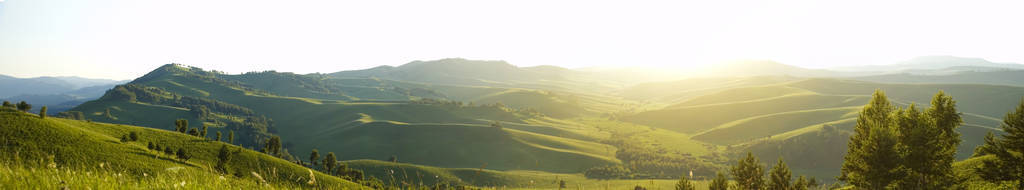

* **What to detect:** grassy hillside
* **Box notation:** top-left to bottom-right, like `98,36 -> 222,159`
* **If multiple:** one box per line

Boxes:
620,78 -> 1021,181
71,64 -> 622,173
691,107 -> 859,145
617,76 -> 801,106
850,70 -> 1024,87
345,160 -> 716,189
624,93 -> 868,134
0,111 -> 363,189
627,78 -> 1017,148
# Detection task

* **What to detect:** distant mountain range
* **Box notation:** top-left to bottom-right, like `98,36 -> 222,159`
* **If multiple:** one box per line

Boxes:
0,74 -> 126,112
832,56 -> 1024,73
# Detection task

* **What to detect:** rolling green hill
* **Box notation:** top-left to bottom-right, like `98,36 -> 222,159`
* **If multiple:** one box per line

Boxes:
627,78 -> 1017,150
618,77 -> 1023,181
70,63 -> 622,174
0,111 -> 364,189
344,159 -> 711,189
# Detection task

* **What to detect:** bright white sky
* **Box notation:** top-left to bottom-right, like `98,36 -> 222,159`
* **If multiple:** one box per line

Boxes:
1,0 -> 1022,80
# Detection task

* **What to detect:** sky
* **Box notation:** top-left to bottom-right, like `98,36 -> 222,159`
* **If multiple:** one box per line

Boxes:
1,0 -> 1023,80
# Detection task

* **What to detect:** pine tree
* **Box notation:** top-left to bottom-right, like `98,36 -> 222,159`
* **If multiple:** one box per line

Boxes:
894,103 -> 952,189
201,125 -> 208,139
792,176 -> 808,190
215,145 -> 233,173
228,130 -> 235,144
709,172 -> 729,190
917,91 -> 961,187
841,90 -> 901,189
675,175 -> 696,190
767,158 -> 792,190
39,106 -> 47,118
972,132 -> 1000,157
265,136 -> 282,157
216,131 -> 222,142
310,149 -> 320,169
175,119 -> 189,133
731,152 -> 764,190
977,98 -> 1024,189
324,152 -> 337,174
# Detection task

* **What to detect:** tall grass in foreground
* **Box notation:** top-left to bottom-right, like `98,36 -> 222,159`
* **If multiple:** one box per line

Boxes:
0,159 -> 286,189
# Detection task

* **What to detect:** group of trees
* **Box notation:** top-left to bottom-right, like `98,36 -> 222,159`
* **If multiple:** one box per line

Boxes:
2,101 -> 43,118
731,153 -> 818,190
147,141 -> 191,162
974,98 -> 1024,189
840,91 -> 963,189
672,152 -> 818,190
120,131 -> 140,143
585,138 -> 718,179
174,119 -> 235,144
307,149 -> 365,182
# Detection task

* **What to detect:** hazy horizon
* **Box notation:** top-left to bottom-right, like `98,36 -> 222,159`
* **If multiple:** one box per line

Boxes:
2,0 -> 1024,80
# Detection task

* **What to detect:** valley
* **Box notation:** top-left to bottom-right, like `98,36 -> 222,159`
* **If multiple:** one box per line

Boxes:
3,58 -> 1023,189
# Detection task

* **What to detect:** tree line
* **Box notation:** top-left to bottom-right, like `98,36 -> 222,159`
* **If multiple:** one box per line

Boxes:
838,90 -> 1024,189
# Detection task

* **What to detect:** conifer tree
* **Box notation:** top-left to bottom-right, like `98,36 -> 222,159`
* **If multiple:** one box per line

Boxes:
39,106 -> 47,118
894,103 -> 954,189
841,90 -> 901,189
310,149 -> 320,169
148,142 -> 155,150
175,119 -> 189,133
324,152 -> 337,174
265,136 -> 282,157
709,172 -> 729,190
228,130 -> 235,144
731,152 -> 764,190
917,91 -> 961,187
978,98 -> 1024,189
792,176 -> 808,190
216,131 -> 222,141
972,132 -> 1000,157
675,175 -> 696,190
188,128 -> 199,136
201,125 -> 208,139
215,145 -> 233,173
767,158 -> 792,190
